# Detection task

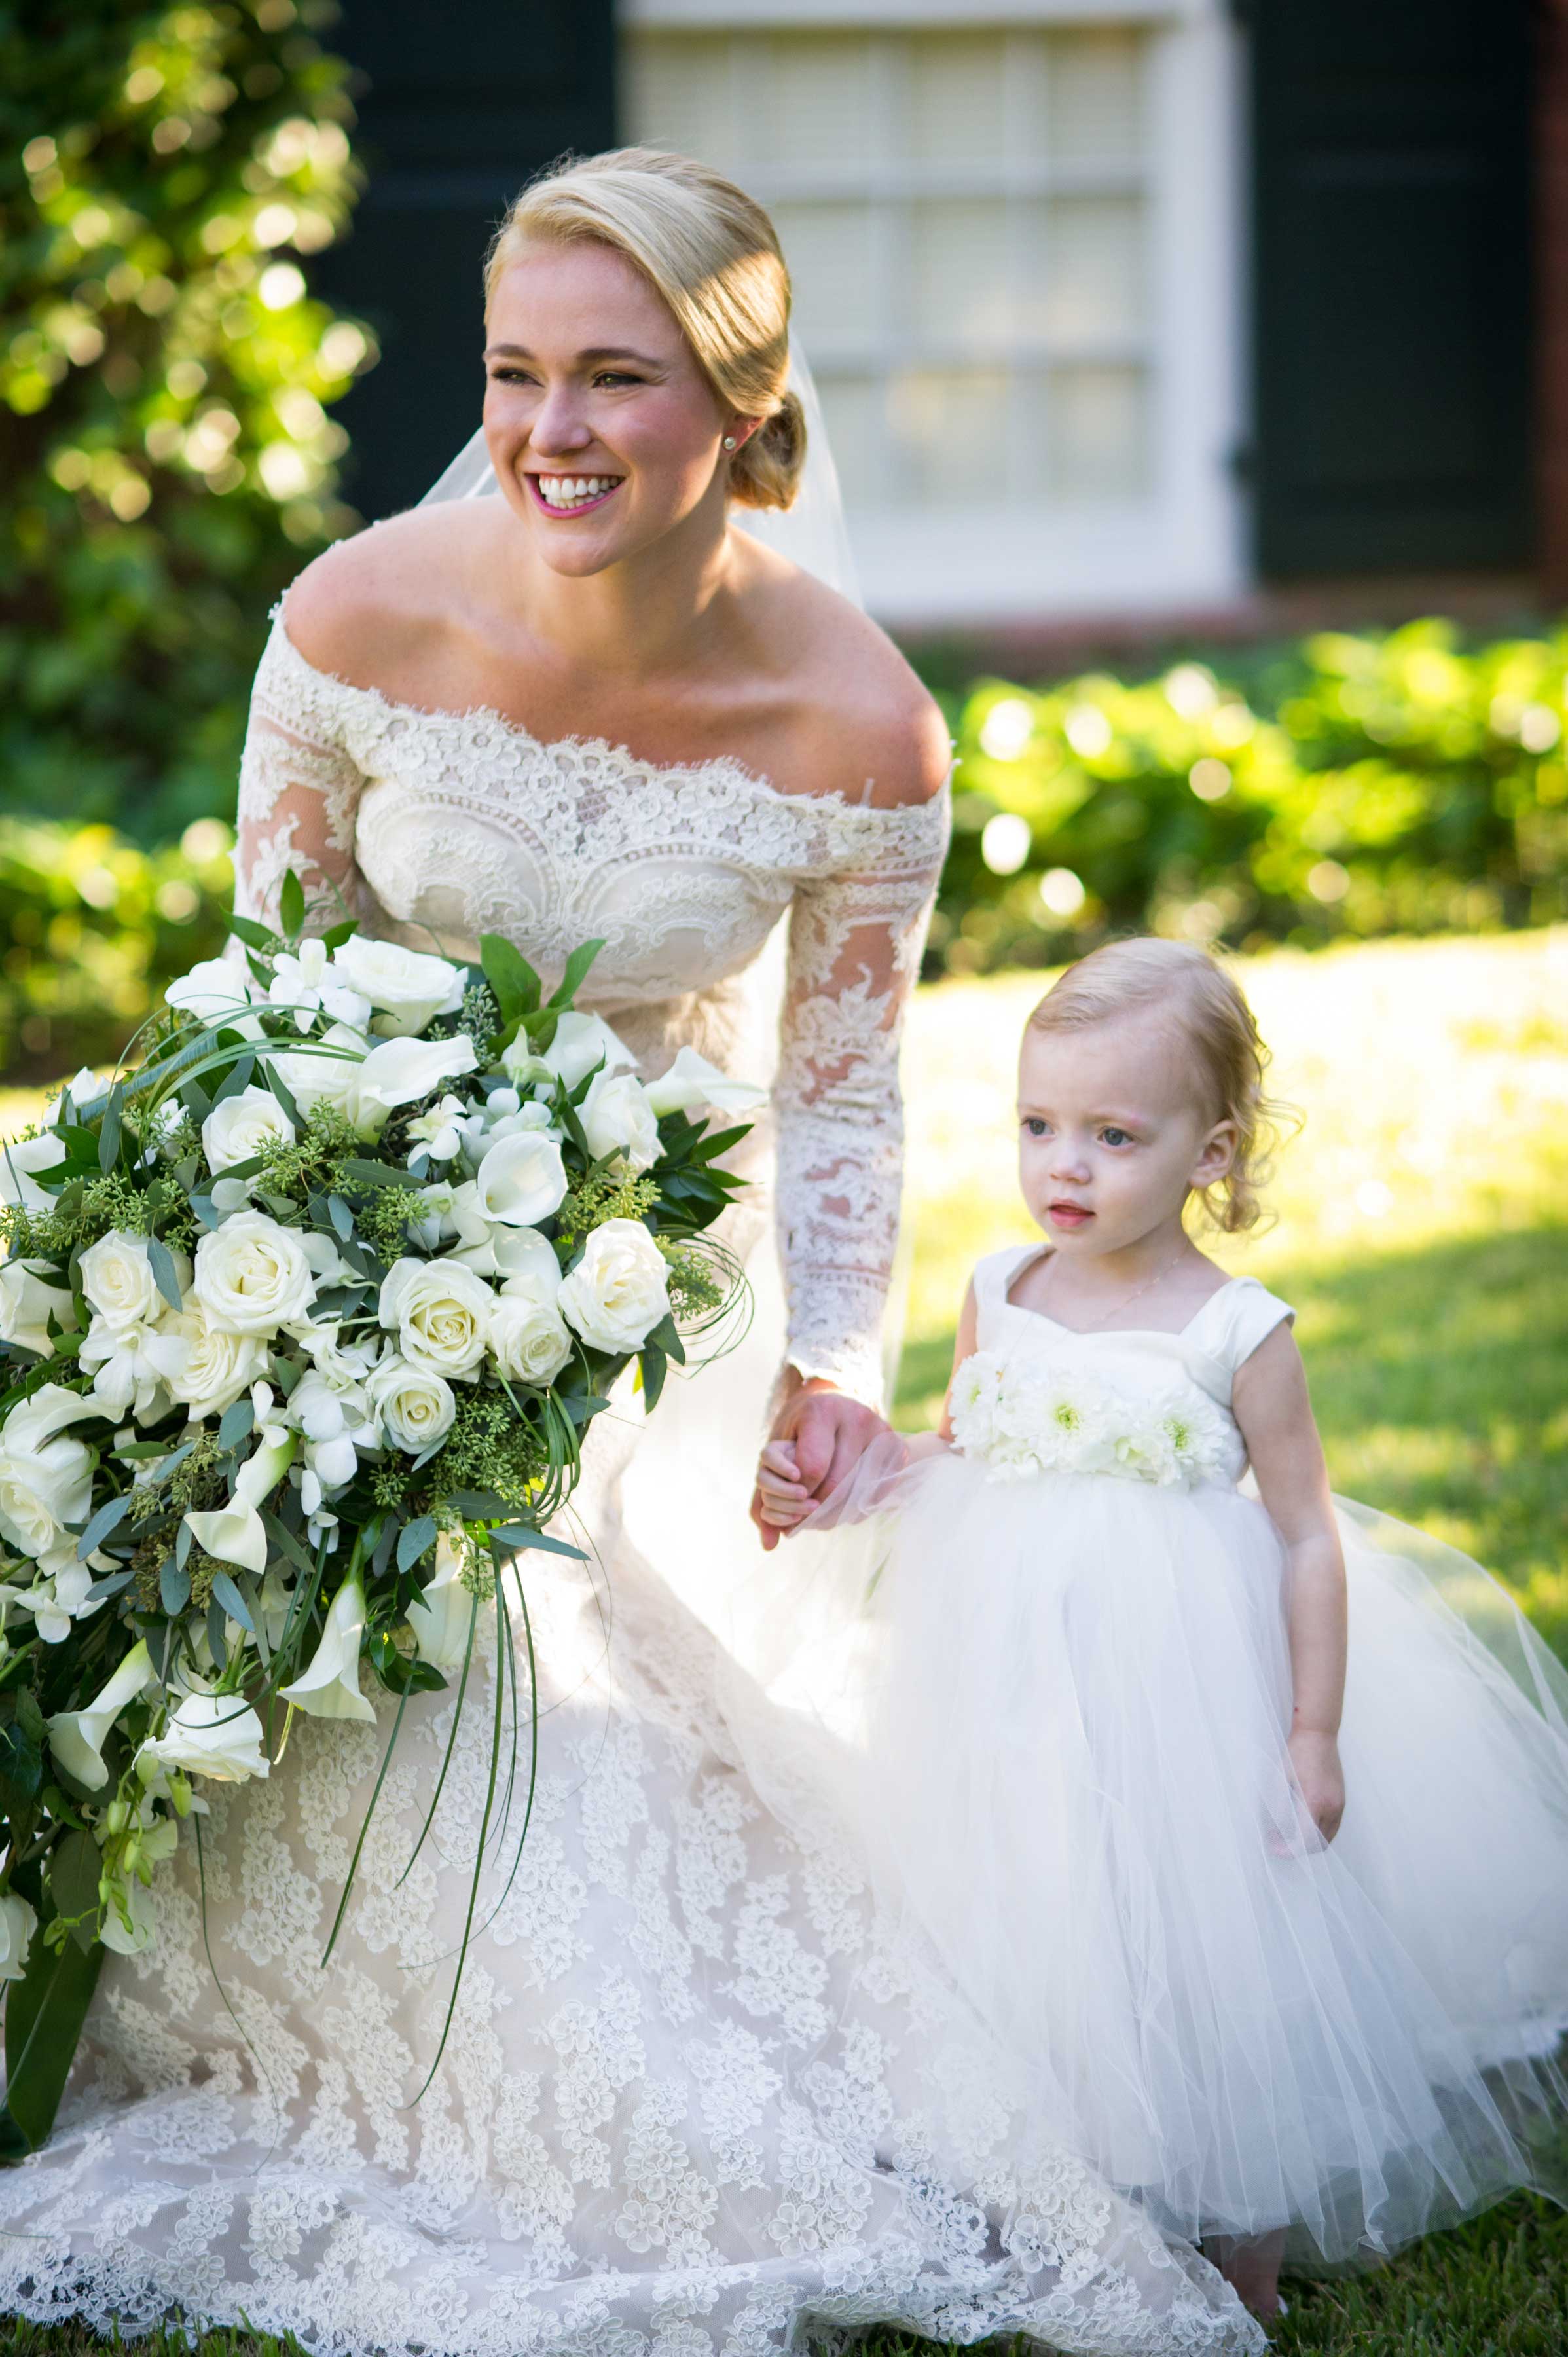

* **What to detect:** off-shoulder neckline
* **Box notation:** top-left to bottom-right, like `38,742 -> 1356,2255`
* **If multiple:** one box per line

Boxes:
999,1242 -> 1250,1342
268,602 -> 953,826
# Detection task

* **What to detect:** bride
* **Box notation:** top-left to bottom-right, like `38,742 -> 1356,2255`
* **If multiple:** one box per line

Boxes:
0,149 -> 1264,2357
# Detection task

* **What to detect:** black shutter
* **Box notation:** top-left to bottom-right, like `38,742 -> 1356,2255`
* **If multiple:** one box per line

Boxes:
317,1 -> 617,522
1249,1 -> 1533,577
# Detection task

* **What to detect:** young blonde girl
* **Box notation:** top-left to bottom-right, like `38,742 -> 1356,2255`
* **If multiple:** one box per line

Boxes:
756,938 -> 1568,2322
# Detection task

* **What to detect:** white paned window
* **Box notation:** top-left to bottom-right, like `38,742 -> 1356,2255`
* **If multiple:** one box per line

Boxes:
625,24 -> 1154,515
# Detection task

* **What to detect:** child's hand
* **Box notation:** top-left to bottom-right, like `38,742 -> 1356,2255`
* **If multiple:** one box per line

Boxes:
1288,1727 -> 1345,1844
754,1440 -> 814,1531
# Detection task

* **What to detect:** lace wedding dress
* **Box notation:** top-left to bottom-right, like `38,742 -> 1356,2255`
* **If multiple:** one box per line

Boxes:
0,610 -> 1264,2357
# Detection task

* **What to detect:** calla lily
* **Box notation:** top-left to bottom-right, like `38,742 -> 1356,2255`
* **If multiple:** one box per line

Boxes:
278,1570 -> 376,1723
473,1131 -> 568,1227
405,1533 -> 479,1673
501,1009 -> 635,1092
46,1638 -> 155,1789
644,1046 -> 769,1119
184,1429 -> 297,1577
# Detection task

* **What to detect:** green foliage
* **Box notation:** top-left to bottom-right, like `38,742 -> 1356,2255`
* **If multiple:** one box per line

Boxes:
0,816 -> 232,1078
936,617 -> 1568,975
0,0 -> 370,843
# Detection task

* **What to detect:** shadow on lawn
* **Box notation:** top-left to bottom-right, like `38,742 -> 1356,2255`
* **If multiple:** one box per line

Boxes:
896,1222 -> 1568,1656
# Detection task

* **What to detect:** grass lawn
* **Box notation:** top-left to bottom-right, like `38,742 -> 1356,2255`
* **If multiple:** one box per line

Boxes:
2,928 -> 1567,2354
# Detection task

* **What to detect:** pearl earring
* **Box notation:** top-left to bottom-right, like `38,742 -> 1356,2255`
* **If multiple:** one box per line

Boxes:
722,435 -> 737,451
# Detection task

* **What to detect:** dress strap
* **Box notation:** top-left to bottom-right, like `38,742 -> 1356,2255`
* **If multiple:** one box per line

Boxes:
1189,1275 -> 1295,1376
970,1243 -> 1043,1347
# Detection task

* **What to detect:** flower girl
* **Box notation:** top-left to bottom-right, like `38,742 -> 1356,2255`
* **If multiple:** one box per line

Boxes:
756,938 -> 1568,2321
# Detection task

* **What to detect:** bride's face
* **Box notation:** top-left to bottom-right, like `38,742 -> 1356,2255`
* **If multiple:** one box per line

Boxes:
483,239 -> 744,576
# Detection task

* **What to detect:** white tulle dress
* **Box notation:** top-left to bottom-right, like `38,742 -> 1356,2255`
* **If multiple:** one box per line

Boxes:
776,1245 -> 1568,2275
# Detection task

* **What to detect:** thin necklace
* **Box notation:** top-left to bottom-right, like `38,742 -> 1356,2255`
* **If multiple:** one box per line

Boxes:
1044,1239 -> 1190,1333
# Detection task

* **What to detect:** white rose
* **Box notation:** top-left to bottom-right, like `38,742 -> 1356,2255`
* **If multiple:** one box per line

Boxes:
644,1045 -> 770,1119
79,1230 -> 185,1334
0,1889 -> 37,1983
0,1258 -> 76,1357
489,1294 -> 572,1385
378,1257 -> 492,1380
164,955 -> 263,1029
331,936 -> 465,1037
501,1008 -> 636,1092
145,1303 -> 270,1416
557,1220 -> 670,1355
0,1385 -> 98,1560
139,1690 -> 270,1783
340,1034 -> 479,1141
201,1086 -> 297,1175
366,1353 -> 456,1455
580,1071 -> 661,1175
474,1131 -> 568,1227
192,1211 -> 316,1336
0,1132 -> 65,1211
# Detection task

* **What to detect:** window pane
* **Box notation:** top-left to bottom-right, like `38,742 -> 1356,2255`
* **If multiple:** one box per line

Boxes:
1046,365 -> 1148,499
1040,196 -> 1146,344
773,204 -> 879,359
887,369 -> 1011,505
814,374 -> 883,503
907,33 -> 1011,166
624,37 -> 737,174
756,36 -> 877,169
909,199 -> 1013,346
1046,30 -> 1146,168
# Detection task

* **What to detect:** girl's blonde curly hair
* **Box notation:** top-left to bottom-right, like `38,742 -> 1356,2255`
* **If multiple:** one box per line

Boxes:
1027,938 -> 1294,1233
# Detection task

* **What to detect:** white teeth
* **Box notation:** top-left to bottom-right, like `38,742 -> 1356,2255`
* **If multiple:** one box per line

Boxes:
537,473 -> 620,508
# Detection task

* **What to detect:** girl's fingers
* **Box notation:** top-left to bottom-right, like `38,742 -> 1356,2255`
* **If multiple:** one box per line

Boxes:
756,1467 -> 811,1503
759,1442 -> 800,1477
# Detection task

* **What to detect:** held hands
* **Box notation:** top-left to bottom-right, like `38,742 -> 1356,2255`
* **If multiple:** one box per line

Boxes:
750,1379 -> 894,1550
1288,1725 -> 1346,1845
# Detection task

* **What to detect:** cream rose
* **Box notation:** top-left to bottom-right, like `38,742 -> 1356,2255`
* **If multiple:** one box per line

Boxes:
366,1353 -> 457,1455
473,1131 -> 568,1227
0,1385 -> 99,1562
0,1131 -> 65,1212
139,1690 -> 270,1783
79,1230 -> 177,1334
146,1303 -> 270,1416
192,1211 -> 316,1336
580,1070 -> 661,1175
557,1219 -> 670,1355
0,1258 -> 75,1357
378,1257 -> 492,1380
330,937 -> 465,1038
489,1293 -> 572,1385
201,1085 -> 297,1175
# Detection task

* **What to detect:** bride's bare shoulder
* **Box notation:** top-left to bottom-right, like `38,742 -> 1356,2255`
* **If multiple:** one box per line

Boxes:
280,504 -> 497,685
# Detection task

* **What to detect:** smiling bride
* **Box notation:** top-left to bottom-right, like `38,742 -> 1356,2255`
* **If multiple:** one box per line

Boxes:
0,149 -> 1264,2357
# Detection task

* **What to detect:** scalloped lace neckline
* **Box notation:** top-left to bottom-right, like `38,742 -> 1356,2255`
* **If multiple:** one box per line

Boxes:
272,606 -> 950,824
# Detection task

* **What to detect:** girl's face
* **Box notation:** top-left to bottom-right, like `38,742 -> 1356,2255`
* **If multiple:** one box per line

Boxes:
483,238 -> 746,577
1017,1014 -> 1236,1256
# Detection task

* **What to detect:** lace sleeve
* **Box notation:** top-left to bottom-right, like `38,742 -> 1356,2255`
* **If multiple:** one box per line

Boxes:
233,611 -> 369,934
773,786 -> 951,1407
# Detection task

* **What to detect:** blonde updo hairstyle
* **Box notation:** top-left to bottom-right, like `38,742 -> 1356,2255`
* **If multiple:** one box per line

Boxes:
1028,938 -> 1294,1234
484,147 -> 805,513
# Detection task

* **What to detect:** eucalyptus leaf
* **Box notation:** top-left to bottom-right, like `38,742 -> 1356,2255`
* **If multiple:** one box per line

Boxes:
397,1515 -> 438,1574
211,1571 -> 254,1634
146,1235 -> 185,1315
218,1400 -> 253,1452
160,1559 -> 191,1616
76,1495 -> 129,1562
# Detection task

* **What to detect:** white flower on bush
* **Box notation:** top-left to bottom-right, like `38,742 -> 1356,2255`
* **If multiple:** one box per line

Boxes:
80,1316 -> 170,1423
0,1131 -> 65,1213
46,1637 -> 155,1790
146,1304 -> 270,1417
378,1256 -> 492,1381
501,1008 -> 635,1092
557,1220 -> 670,1355
79,1230 -> 176,1334
201,1086 -> 297,1177
0,1385 -> 99,1563
644,1046 -> 769,1120
405,1531 -> 481,1672
266,938 -> 371,1033
581,1071 -> 661,1175
165,956 -> 264,1031
279,1569 -> 376,1723
0,1889 -> 37,1983
0,1258 -> 76,1357
192,1211 -> 316,1337
139,1690 -> 270,1783
367,1353 -> 456,1455
473,1131 -> 568,1227
331,936 -> 465,1037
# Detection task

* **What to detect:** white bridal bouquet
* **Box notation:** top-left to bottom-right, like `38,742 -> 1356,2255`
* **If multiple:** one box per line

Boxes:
0,874 -> 762,2153
949,1349 -> 1233,1489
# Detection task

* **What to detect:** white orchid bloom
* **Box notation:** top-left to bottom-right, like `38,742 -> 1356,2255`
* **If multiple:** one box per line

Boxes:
278,1569 -> 376,1724
644,1046 -> 769,1120
79,1317 -> 170,1423
183,1427 -> 297,1578
405,1531 -> 479,1673
287,1368 -> 374,1513
46,1638 -> 155,1789
266,938 -> 372,1034
406,1093 -> 468,1167
14,1551 -> 97,1645
501,1009 -> 635,1092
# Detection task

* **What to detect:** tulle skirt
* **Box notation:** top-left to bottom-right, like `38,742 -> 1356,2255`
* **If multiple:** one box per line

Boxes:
779,1456 -> 1568,2271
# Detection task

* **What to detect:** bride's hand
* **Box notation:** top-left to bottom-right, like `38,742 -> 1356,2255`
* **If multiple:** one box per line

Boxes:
750,1380 -> 894,1550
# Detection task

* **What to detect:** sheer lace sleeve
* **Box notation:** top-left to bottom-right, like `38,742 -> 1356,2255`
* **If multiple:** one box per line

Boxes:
233,609 -> 369,934
774,784 -> 951,1406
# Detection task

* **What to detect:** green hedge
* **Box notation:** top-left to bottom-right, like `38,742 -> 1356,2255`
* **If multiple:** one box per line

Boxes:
933,616 -> 1568,975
